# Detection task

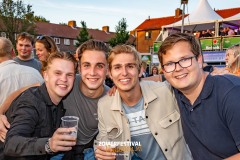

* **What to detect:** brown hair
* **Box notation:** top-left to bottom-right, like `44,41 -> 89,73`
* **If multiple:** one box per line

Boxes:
151,65 -> 159,75
16,32 -> 34,45
35,35 -> 58,54
108,44 -> 142,73
77,39 -> 109,62
0,37 -> 13,57
158,33 -> 202,65
43,51 -> 77,73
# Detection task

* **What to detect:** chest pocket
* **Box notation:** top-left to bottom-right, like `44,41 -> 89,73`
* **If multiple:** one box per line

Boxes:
159,110 -> 180,128
159,110 -> 182,148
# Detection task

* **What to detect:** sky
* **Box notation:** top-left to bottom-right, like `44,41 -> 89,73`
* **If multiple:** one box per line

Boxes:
21,0 -> 239,32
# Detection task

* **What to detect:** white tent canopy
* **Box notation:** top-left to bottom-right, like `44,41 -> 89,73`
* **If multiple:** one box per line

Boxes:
163,0 -> 223,32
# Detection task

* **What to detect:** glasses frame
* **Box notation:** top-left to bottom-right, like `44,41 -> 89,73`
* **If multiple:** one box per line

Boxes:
162,56 -> 196,73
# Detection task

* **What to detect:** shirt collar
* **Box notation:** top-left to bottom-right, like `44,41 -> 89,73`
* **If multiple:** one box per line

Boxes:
39,83 -> 54,106
174,74 -> 214,106
0,60 -> 18,68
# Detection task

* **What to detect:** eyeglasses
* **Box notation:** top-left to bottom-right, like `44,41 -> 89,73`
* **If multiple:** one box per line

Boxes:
162,56 -> 196,73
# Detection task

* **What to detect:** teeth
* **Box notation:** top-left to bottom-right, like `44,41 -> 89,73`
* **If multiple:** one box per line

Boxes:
58,84 -> 67,88
120,79 -> 130,82
88,78 -> 98,82
176,74 -> 187,79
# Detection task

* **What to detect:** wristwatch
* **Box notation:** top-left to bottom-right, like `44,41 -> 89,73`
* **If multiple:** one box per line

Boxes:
45,138 -> 54,154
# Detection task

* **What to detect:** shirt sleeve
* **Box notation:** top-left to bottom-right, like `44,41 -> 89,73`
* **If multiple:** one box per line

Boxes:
223,86 -> 240,151
4,102 -> 48,156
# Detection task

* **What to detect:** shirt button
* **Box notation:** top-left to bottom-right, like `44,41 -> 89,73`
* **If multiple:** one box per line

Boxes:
165,148 -> 168,152
146,116 -> 148,119
169,119 -> 172,123
155,132 -> 158,135
127,139 -> 129,141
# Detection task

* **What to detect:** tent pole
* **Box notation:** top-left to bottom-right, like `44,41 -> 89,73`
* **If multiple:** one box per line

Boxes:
181,1 -> 187,33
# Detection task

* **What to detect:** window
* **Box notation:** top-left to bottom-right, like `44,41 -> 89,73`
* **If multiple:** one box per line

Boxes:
145,31 -> 152,39
64,38 -> 70,45
54,38 -> 60,44
73,40 -> 78,46
1,32 -> 6,38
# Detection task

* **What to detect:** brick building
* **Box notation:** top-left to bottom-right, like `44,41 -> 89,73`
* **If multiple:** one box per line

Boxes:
133,7 -> 240,53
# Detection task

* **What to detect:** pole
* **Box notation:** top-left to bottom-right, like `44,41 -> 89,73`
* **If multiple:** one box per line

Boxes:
181,3 -> 185,33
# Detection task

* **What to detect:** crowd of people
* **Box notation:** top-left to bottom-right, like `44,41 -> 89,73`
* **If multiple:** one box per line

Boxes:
0,31 -> 240,160
193,26 -> 240,38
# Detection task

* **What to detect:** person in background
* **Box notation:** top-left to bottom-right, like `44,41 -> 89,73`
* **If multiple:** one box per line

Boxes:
225,44 -> 240,76
139,61 -> 148,78
35,35 -> 59,74
95,44 -> 192,160
237,26 -> 240,35
4,51 -> 77,160
0,37 -> 43,159
211,44 -> 240,76
158,33 -> 240,160
14,32 -> 42,72
0,37 -> 43,108
228,27 -> 235,36
149,65 -> 159,76
204,29 -> 213,37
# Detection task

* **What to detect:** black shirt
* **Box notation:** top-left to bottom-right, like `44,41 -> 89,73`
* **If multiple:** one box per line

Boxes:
4,83 -> 65,160
174,75 -> 240,160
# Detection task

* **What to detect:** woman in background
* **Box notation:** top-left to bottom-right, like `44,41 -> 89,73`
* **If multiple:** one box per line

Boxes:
35,35 -> 59,74
149,65 -> 159,76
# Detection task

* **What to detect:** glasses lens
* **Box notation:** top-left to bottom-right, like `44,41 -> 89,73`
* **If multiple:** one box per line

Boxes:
163,63 -> 175,73
179,57 -> 192,68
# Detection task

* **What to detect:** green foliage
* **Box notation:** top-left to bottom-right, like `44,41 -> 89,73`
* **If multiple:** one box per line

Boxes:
34,15 -> 49,22
59,22 -> 67,25
75,21 -> 92,47
0,0 -> 36,46
108,18 -> 130,47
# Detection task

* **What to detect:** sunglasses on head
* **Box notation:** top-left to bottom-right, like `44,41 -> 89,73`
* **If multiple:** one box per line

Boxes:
36,35 -> 45,40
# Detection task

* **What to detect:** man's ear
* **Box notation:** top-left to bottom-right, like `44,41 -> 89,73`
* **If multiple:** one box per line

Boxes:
11,49 -> 16,58
197,54 -> 204,69
43,71 -> 48,82
78,63 -> 81,75
108,70 -> 113,80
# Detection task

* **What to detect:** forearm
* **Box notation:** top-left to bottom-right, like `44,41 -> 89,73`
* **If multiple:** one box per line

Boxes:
142,75 -> 163,82
4,136 -> 48,156
224,153 -> 240,160
0,83 -> 40,114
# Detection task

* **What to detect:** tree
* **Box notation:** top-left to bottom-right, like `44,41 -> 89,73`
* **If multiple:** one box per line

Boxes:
34,15 -> 49,22
0,0 -> 36,46
75,21 -> 92,47
108,18 -> 129,47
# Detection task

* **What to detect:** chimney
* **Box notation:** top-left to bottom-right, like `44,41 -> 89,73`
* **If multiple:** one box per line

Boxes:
68,20 -> 76,28
102,26 -> 109,32
175,8 -> 182,17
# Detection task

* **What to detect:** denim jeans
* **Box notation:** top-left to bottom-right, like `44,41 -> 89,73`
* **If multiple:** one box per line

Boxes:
83,148 -> 95,160
50,153 -> 64,160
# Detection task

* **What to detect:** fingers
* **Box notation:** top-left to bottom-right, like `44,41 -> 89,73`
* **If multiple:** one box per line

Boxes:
0,115 -> 10,142
49,128 -> 77,152
1,115 -> 10,129
95,146 -> 116,160
107,85 -> 117,96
